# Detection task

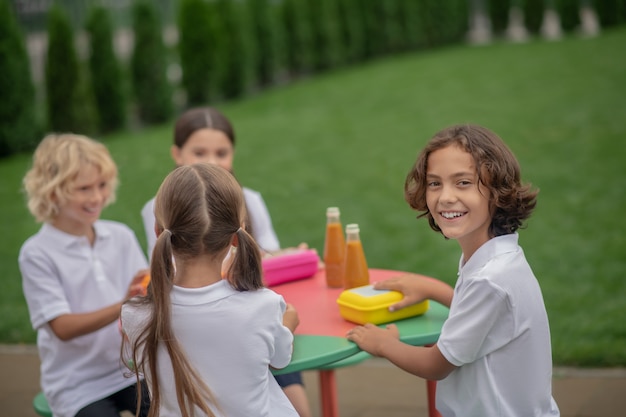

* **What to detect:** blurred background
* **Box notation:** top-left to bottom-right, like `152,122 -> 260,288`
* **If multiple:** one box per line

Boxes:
1,0 -> 625,369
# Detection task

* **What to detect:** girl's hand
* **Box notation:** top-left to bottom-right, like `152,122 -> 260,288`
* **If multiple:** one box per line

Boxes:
282,303 -> 300,333
346,323 -> 400,357
126,269 -> 150,299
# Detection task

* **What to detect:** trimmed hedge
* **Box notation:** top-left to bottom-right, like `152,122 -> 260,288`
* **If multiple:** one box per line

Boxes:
593,0 -> 626,27
86,5 -> 126,133
213,0 -> 246,99
0,1 -> 40,156
130,0 -> 172,124
247,0 -> 277,87
45,4 -> 96,135
178,0 -> 215,106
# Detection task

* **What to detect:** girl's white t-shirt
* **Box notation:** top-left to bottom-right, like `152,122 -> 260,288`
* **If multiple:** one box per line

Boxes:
122,280 -> 297,417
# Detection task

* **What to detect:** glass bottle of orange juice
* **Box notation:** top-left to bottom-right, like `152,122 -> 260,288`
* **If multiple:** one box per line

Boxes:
323,207 -> 345,288
343,223 -> 369,289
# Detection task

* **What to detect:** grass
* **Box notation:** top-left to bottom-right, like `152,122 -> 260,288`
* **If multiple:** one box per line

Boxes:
1,27 -> 625,367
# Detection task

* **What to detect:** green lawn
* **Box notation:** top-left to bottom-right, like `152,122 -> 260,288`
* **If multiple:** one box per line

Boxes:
2,27 -> 625,367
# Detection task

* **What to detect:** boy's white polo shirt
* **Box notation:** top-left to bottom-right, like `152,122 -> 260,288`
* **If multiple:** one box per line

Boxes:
19,220 -> 148,417
436,234 -> 559,417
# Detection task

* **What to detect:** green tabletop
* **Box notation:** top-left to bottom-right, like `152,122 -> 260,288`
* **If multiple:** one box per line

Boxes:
395,301 -> 449,346
272,335 -> 360,375
274,301 -> 449,375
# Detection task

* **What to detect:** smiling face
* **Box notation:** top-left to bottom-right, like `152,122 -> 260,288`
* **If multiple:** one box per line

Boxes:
426,144 -> 492,261
171,128 -> 234,172
53,163 -> 112,241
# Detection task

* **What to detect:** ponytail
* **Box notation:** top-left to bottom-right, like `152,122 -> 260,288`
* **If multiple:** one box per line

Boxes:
226,227 -> 264,291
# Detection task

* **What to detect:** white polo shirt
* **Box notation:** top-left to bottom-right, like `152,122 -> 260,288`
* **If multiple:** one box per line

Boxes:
122,279 -> 297,417
19,221 -> 148,417
141,187 -> 280,258
436,234 -> 560,417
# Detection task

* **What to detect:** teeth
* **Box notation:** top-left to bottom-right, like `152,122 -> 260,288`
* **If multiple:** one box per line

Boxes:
441,212 -> 464,219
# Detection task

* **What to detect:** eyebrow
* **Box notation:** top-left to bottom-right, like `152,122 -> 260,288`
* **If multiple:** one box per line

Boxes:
426,171 -> 476,179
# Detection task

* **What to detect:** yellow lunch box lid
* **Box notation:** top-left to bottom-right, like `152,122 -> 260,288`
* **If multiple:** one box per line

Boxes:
336,284 -> 429,325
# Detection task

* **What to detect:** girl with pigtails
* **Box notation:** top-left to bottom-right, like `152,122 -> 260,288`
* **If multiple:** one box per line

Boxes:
122,163 -> 299,417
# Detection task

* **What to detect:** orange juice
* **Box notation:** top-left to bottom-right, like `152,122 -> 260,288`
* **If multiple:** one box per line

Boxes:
343,224 -> 369,289
140,273 -> 151,289
323,207 -> 345,287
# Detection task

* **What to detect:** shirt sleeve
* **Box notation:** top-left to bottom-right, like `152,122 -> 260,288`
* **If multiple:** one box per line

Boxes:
244,188 -> 280,252
268,295 -> 294,369
141,198 -> 156,260
19,244 -> 71,330
437,278 -> 514,366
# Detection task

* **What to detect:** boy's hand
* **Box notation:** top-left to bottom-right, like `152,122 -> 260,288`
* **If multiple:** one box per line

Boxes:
374,273 -> 454,309
126,269 -> 150,299
282,303 -> 300,333
373,274 -> 429,311
346,323 -> 400,357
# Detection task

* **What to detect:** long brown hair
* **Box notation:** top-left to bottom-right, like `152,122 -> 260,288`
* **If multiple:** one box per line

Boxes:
125,163 -> 264,417
405,124 -> 538,237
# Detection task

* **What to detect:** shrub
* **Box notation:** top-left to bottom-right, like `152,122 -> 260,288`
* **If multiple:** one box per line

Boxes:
0,0 -> 40,156
593,0 -> 626,27
177,0 -> 215,105
130,0 -> 172,124
335,0 -> 366,63
522,0 -> 546,34
488,0 -> 512,35
246,0 -> 276,87
45,4 -> 97,135
279,0 -> 310,76
555,0 -> 580,32
213,0 -> 246,99
86,5 -> 126,133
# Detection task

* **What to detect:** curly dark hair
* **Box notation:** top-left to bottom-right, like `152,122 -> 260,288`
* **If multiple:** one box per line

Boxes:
405,124 -> 538,238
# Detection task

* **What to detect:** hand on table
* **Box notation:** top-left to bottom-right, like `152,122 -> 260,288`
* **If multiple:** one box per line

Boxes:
374,273 -> 453,310
346,323 -> 400,357
282,303 -> 300,333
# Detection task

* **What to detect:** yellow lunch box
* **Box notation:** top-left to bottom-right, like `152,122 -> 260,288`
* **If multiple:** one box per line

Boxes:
337,284 -> 429,325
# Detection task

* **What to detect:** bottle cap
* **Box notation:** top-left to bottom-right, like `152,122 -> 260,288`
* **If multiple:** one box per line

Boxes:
326,207 -> 340,216
346,223 -> 359,233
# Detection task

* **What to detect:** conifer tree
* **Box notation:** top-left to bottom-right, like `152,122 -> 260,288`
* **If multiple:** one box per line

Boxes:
45,4 -> 96,134
214,0 -> 246,99
130,0 -> 172,124
86,5 -> 126,132
0,0 -> 40,156
247,0 -> 276,87
178,0 -> 215,106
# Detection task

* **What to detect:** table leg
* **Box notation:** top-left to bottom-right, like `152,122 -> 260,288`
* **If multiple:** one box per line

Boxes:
319,370 -> 339,417
426,379 -> 442,417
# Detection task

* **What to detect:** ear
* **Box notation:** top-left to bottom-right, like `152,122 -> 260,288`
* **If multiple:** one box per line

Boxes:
231,233 -> 239,248
154,222 -> 162,238
170,145 -> 183,166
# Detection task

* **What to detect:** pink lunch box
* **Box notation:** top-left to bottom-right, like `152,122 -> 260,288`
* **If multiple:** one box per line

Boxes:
262,249 -> 319,286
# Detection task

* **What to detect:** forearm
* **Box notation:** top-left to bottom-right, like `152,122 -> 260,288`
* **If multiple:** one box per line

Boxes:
49,302 -> 123,341
378,340 -> 456,381
424,277 -> 454,308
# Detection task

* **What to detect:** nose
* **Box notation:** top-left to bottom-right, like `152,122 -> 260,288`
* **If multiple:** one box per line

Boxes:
91,186 -> 106,203
206,155 -> 219,165
439,184 -> 457,204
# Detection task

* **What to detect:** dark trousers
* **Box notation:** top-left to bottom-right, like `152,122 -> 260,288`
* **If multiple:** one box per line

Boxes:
75,381 -> 149,417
